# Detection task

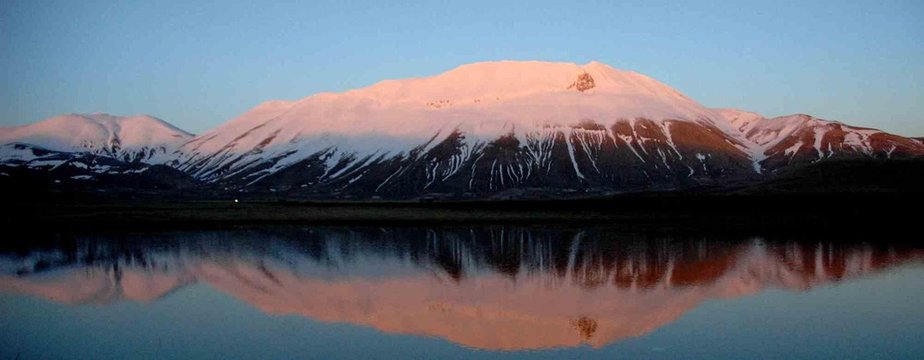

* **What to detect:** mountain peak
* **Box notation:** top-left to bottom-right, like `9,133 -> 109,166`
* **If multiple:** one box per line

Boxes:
0,113 -> 193,163
339,60 -> 690,106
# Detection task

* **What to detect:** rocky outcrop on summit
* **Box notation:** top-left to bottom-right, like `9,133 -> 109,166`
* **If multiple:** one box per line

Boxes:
568,72 -> 595,92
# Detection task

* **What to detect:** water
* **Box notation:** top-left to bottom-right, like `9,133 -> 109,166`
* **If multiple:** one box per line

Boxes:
2,226 -> 923,359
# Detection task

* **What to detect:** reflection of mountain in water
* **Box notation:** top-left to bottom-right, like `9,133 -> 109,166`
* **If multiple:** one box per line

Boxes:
2,228 -> 921,350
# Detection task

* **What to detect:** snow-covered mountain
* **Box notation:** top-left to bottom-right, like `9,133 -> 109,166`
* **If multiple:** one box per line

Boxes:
2,61 -> 922,198
0,113 -> 192,164
0,114 -> 197,190
718,110 -> 924,171
172,61 -> 760,197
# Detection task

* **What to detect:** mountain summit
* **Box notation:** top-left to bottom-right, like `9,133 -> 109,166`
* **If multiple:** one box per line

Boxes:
2,61 -> 922,198
0,113 -> 192,164
172,60 -> 758,195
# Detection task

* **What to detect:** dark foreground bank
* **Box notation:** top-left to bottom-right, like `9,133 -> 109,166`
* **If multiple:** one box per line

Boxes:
4,192 -> 922,237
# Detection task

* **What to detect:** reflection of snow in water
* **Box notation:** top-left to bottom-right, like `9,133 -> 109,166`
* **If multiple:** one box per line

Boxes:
1,227 -> 921,350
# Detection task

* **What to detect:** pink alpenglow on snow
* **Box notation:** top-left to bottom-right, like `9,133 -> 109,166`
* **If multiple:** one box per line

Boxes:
1,61 -> 922,197
0,113 -> 192,164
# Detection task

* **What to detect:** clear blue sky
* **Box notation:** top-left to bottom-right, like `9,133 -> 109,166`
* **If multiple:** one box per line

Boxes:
2,0 -> 922,135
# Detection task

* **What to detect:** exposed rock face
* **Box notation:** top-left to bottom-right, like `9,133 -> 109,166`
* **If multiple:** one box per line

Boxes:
228,118 -> 757,198
0,143 -> 198,194
568,72 -> 595,92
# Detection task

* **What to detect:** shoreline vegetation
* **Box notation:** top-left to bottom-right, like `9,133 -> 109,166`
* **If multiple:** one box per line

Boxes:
3,160 -> 921,237
5,192 -> 922,237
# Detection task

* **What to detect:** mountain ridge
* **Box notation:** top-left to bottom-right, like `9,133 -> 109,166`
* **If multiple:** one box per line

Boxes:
0,113 -> 192,164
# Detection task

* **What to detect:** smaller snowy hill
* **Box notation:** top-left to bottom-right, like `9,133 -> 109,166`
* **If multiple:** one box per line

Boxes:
717,110 -> 924,172
0,113 -> 193,164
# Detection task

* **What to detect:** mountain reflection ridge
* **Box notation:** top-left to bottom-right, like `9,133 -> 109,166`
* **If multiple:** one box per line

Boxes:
2,227 -> 921,350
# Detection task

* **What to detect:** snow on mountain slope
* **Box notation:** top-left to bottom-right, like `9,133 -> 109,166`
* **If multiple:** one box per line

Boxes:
0,143 -> 199,191
182,61 -> 735,157
173,61 -> 758,196
0,113 -> 193,164
739,114 -> 924,171
716,108 -> 765,133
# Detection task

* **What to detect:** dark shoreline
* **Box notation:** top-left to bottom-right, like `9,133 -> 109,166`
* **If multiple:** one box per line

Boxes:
5,192 -> 922,239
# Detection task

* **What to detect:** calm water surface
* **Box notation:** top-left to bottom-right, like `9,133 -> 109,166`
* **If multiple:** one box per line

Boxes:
1,226 -> 923,359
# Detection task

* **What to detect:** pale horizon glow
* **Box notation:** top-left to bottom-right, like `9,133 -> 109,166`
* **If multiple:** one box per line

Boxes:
1,0 -> 922,136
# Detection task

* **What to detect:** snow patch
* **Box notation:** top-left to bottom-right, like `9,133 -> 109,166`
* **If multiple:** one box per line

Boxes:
783,141 -> 803,157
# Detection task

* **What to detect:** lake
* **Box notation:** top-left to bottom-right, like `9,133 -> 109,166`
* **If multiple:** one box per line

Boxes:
2,226 -> 923,359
